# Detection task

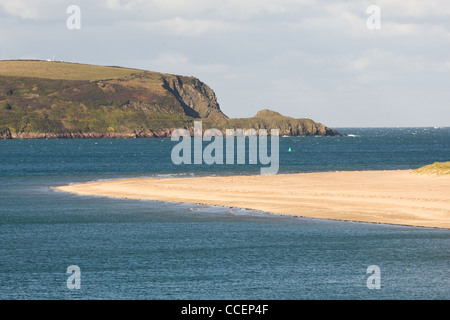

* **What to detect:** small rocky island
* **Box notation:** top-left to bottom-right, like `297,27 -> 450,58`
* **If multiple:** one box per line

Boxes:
0,60 -> 341,139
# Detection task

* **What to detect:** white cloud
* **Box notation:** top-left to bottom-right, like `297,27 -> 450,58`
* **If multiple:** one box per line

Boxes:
377,0 -> 450,17
140,0 -> 288,20
148,52 -> 189,72
147,52 -> 229,76
103,0 -> 141,10
127,17 -> 242,36
0,0 -> 40,19
0,0 -> 78,20
100,0 -> 290,21
338,48 -> 450,96
1,0 -> 449,126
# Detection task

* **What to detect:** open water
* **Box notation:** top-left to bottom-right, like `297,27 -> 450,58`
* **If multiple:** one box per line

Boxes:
0,127 -> 449,299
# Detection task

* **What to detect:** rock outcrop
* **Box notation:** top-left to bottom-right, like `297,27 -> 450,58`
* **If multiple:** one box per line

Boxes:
224,109 -> 340,136
162,75 -> 228,121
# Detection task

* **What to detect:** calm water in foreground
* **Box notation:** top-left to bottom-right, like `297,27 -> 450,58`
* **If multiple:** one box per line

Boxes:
0,128 -> 449,300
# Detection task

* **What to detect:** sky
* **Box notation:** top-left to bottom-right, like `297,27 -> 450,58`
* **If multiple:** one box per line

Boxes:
0,0 -> 449,127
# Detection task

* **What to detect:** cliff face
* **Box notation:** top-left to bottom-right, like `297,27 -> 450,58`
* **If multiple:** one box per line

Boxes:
0,60 -> 340,139
0,60 -> 229,139
162,75 -> 228,121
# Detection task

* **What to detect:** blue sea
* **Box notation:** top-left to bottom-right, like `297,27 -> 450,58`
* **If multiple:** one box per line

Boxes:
0,127 -> 449,300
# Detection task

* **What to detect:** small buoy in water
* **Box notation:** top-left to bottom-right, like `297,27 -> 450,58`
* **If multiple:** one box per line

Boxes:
288,147 -> 292,152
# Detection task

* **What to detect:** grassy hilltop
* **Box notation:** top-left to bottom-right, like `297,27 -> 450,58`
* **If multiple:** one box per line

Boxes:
0,60 -> 340,139
0,60 -> 139,80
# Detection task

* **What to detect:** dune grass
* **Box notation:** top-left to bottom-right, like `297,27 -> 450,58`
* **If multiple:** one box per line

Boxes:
0,60 -> 143,81
413,161 -> 450,176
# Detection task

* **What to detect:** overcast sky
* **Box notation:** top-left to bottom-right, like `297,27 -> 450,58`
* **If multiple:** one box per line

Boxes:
1,0 -> 449,127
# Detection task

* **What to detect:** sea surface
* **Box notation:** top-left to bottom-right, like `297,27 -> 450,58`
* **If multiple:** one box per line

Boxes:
0,127 -> 449,300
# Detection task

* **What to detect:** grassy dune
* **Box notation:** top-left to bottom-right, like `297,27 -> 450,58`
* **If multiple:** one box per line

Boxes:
413,162 -> 450,176
0,60 -> 142,81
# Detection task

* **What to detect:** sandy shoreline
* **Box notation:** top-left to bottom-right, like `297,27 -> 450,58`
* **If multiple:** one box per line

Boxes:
56,170 -> 450,229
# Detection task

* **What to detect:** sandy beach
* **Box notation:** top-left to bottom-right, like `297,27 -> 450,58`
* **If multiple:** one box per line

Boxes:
56,170 -> 450,229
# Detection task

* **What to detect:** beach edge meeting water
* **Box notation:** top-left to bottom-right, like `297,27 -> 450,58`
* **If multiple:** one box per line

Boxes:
57,123 -> 450,230
56,168 -> 450,230
2,128 -> 449,300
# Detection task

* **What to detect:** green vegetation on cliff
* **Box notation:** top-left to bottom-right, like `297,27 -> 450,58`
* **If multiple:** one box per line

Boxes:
0,60 -> 340,139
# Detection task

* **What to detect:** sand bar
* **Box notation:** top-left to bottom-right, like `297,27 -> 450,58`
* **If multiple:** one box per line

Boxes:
56,170 -> 450,229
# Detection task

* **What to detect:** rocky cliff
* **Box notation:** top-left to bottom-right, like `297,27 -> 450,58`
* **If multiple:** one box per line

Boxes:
0,60 -> 340,139
162,75 -> 227,121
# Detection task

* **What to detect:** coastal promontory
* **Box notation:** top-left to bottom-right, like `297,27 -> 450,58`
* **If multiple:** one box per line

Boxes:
0,60 -> 340,139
